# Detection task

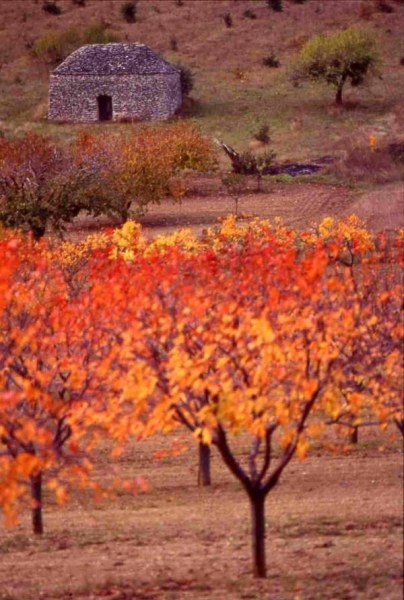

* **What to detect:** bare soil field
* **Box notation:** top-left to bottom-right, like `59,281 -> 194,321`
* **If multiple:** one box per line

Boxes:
66,177 -> 404,241
0,430 -> 402,600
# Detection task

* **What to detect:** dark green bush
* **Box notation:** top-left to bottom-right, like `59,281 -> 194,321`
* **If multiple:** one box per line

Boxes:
82,22 -> 119,45
223,13 -> 233,28
376,0 -> 394,12
266,0 -> 283,12
177,64 -> 194,97
121,1 -> 137,23
236,150 -> 276,175
32,23 -> 119,65
262,52 -> 280,68
42,0 -> 62,15
32,28 -> 81,64
252,124 -> 271,144
243,9 -> 257,19
170,36 -> 178,51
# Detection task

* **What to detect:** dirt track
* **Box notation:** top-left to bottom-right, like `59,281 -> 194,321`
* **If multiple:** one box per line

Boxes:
68,179 -> 404,241
140,179 -> 404,236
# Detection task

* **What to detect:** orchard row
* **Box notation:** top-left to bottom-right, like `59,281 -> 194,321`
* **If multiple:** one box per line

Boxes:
0,215 -> 402,577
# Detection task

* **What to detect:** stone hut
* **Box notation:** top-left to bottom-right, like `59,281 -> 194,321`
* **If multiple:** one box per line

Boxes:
48,43 -> 182,123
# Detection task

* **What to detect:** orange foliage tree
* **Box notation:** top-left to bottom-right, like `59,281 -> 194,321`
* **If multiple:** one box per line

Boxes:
1,217 -> 402,579
0,124 -> 215,239
0,234 -> 148,533
312,217 -> 404,440
95,121 -> 216,219
86,218 -> 403,578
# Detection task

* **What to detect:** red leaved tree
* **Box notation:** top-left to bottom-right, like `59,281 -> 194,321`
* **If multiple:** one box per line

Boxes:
0,234 -> 146,533
88,223 -> 403,578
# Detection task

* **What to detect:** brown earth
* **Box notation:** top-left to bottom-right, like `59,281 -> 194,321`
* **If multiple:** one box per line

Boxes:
0,430 -> 402,600
67,177 -> 404,241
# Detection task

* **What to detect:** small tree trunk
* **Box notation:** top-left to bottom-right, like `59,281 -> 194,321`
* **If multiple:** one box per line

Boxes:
394,418 -> 404,436
30,223 -> 47,240
335,74 -> 347,106
235,197 -> 239,218
30,471 -> 44,535
198,442 -> 211,486
349,425 -> 359,444
256,173 -> 262,193
249,490 -> 266,578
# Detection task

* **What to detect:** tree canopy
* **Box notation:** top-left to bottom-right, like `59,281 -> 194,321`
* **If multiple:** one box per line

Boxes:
292,26 -> 382,105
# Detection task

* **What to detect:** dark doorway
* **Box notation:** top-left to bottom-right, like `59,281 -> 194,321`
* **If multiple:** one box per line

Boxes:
97,95 -> 113,121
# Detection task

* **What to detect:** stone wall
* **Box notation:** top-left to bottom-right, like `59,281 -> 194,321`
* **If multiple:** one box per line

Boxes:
48,72 -> 182,122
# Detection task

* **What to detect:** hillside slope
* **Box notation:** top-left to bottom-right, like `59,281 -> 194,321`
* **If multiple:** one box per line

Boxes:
0,0 -> 403,160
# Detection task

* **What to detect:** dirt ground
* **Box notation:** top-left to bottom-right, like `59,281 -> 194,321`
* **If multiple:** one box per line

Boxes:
66,177 -> 404,241
0,429 -> 403,600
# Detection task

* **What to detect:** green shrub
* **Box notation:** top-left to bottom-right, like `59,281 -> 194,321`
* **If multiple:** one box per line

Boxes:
376,0 -> 394,12
262,52 -> 280,68
170,36 -> 178,51
42,0 -> 62,15
266,0 -> 283,12
32,28 -> 81,64
82,22 -> 119,45
32,23 -> 119,65
236,150 -> 276,176
224,149 -> 277,193
243,9 -> 257,19
177,64 -> 194,97
121,1 -> 137,23
291,26 -> 382,105
252,124 -> 271,144
223,13 -> 233,28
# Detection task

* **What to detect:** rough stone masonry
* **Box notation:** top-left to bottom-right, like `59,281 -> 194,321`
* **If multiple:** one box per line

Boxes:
48,43 -> 182,122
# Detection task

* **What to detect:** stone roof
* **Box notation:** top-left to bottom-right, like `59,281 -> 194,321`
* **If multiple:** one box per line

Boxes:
53,43 -> 179,76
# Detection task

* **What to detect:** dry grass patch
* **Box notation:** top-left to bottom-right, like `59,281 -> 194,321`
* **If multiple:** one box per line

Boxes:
0,0 -> 403,161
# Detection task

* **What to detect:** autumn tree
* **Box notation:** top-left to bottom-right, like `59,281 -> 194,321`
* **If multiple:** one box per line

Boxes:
90,218 -> 402,578
110,122 -> 216,219
1,215 -> 401,577
0,132 -> 126,239
0,234 -> 147,533
292,27 -> 382,105
0,125 -> 215,239
310,217 -> 404,442
146,240 -> 359,578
